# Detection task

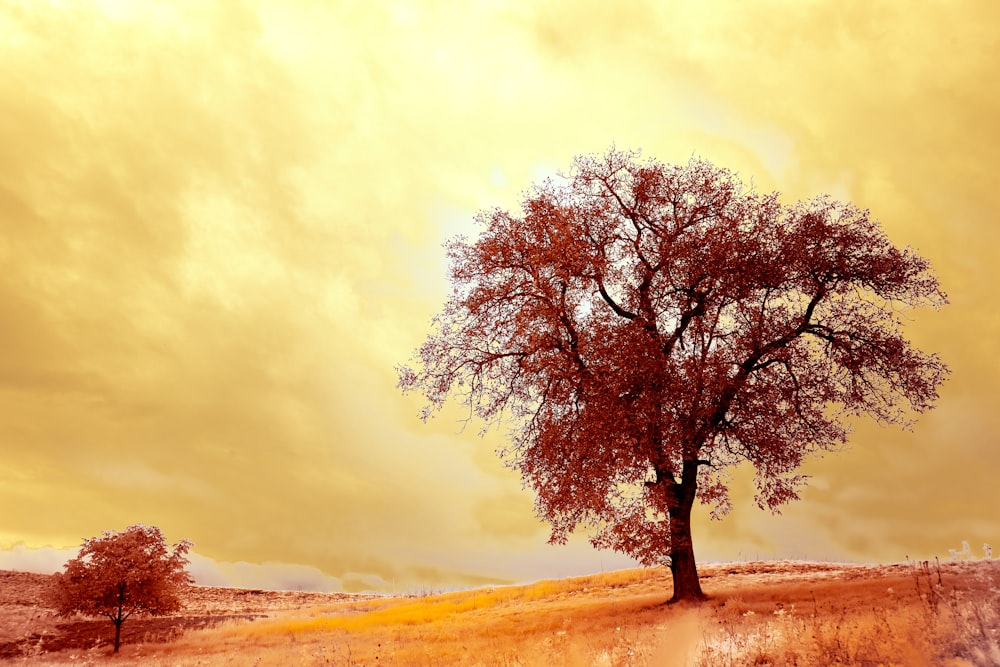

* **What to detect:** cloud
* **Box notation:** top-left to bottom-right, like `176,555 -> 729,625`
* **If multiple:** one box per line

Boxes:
0,544 -> 78,575
185,553 -> 347,592
0,0 -> 997,591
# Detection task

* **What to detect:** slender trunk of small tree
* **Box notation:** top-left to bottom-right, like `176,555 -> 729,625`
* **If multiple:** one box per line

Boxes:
668,462 -> 705,603
112,591 -> 126,653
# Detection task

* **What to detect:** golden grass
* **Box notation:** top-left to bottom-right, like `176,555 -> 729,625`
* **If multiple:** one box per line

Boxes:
7,560 -> 999,666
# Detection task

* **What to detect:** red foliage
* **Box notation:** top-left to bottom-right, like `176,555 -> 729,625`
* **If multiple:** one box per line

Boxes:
399,149 -> 948,601
50,524 -> 192,651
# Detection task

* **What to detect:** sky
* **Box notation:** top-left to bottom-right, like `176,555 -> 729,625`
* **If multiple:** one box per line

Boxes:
1,0 -> 998,593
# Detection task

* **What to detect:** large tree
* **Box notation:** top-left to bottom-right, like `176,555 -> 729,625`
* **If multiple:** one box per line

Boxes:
50,524 -> 193,652
398,149 -> 948,602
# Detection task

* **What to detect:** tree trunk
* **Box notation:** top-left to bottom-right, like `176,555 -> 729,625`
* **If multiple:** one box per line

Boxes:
668,477 -> 705,603
113,585 -> 127,653
669,534 -> 704,602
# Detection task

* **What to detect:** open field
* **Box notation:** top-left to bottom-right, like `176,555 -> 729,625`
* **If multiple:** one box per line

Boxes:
2,559 -> 998,666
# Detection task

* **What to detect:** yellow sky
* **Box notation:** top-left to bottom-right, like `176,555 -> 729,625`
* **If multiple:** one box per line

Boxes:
1,0 -> 998,591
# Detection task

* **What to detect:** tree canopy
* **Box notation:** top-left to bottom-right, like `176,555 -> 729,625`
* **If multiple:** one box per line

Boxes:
399,149 -> 948,601
50,524 -> 193,652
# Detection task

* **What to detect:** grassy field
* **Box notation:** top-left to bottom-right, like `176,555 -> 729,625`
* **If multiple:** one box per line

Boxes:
2,559 -> 998,665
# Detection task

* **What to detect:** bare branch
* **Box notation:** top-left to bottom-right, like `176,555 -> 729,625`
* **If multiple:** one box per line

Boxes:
596,279 -> 637,319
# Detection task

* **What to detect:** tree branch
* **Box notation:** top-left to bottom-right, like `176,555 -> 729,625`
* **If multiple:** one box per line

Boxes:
596,279 -> 637,319
663,290 -> 708,356
699,285 -> 829,445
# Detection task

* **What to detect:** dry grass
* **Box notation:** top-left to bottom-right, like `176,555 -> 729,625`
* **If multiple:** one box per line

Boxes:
697,559 -> 1000,666
2,559 -> 998,665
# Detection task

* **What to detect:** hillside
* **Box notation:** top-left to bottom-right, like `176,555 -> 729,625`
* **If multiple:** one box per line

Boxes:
0,569 -> 375,660
1,560 -> 998,665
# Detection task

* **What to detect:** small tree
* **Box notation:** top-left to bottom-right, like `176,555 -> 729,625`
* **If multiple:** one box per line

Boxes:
51,524 -> 193,652
399,149 -> 948,602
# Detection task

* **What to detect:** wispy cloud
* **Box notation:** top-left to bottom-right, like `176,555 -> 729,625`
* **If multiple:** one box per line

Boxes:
1,0 -> 997,588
